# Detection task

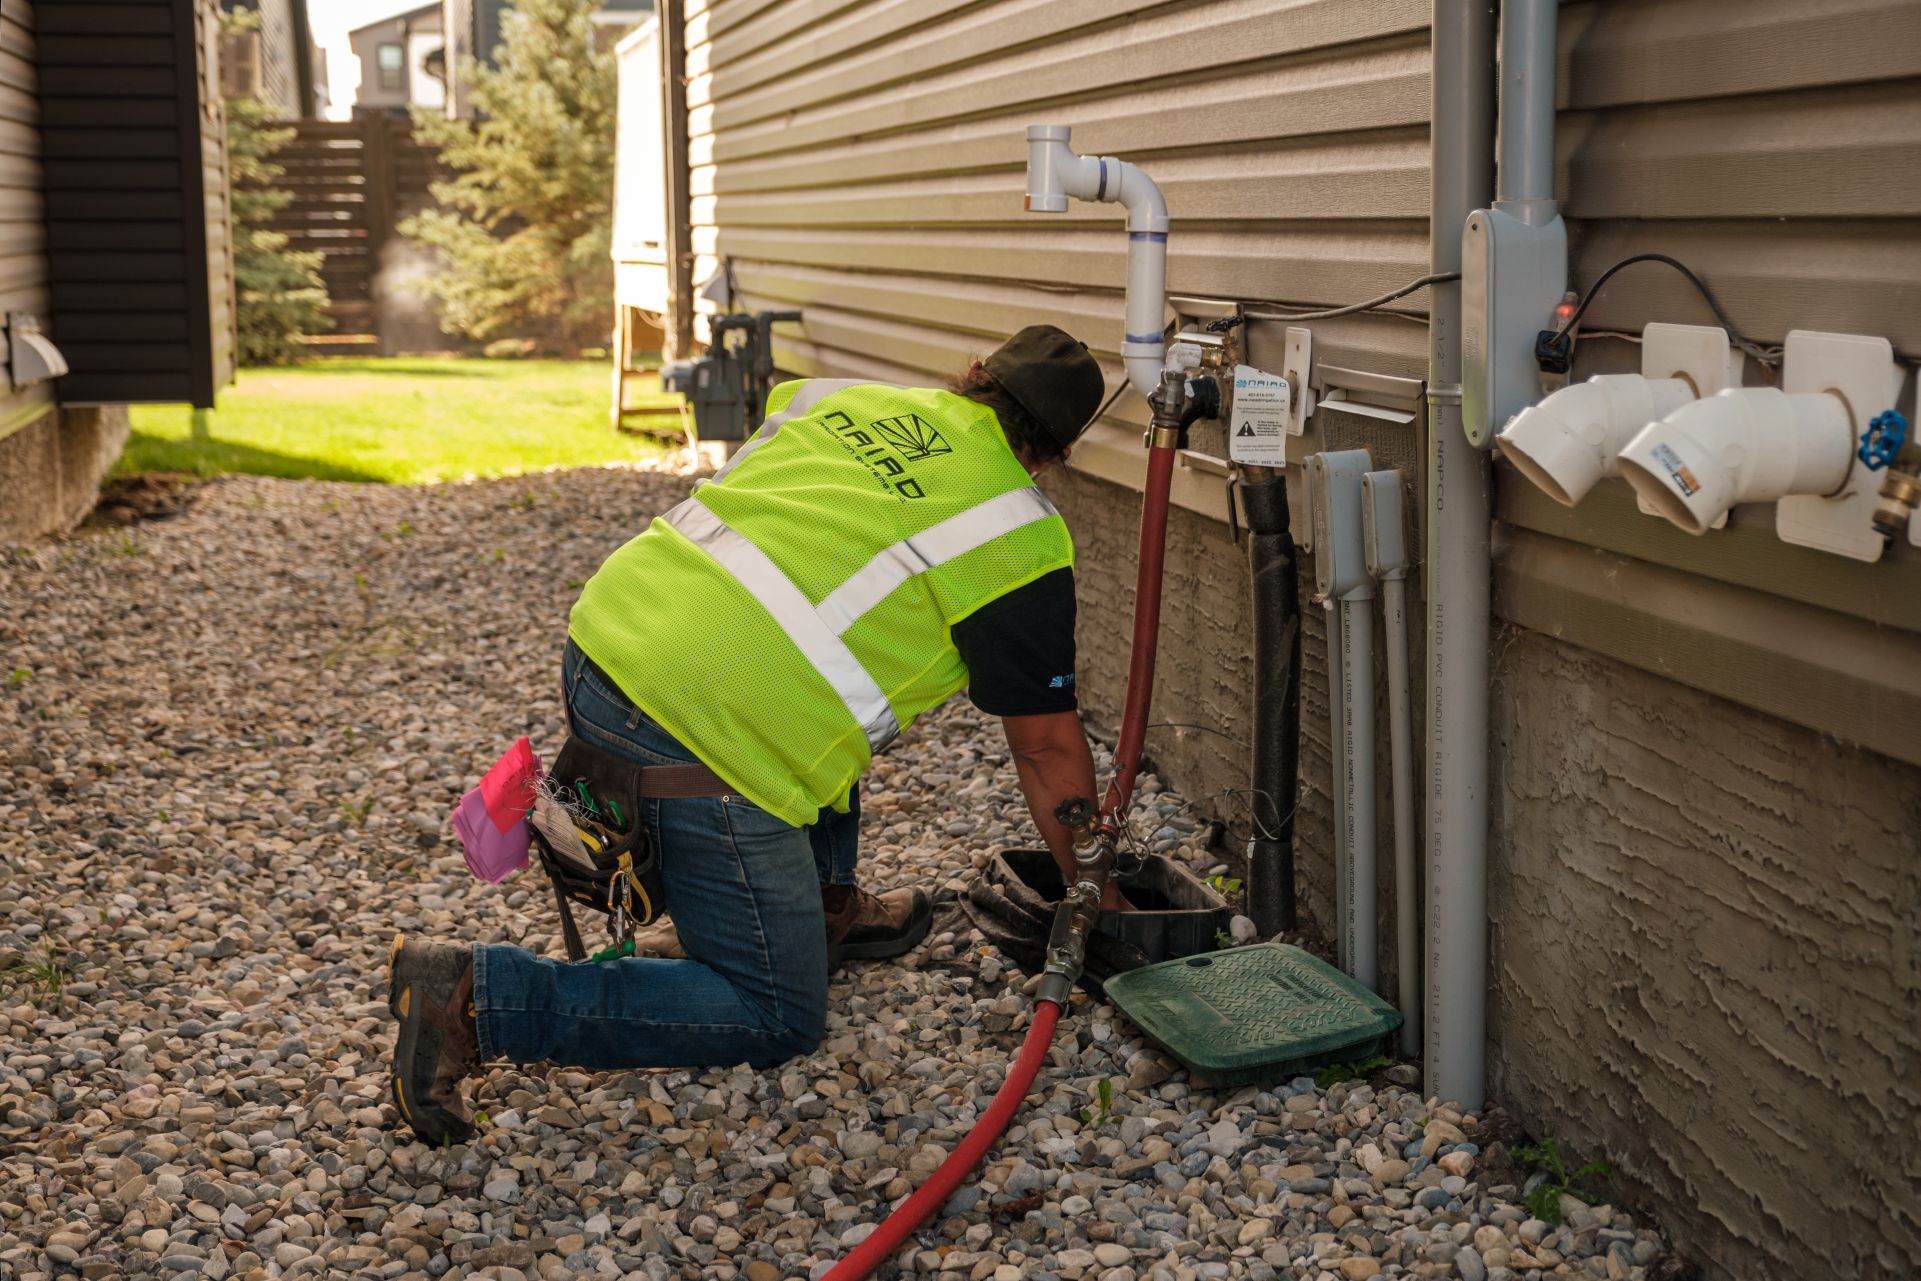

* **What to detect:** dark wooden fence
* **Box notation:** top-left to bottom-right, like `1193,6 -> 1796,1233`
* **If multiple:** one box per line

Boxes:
269,116 -> 450,355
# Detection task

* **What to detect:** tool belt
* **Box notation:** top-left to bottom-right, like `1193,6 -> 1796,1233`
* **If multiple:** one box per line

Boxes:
531,736 -> 732,961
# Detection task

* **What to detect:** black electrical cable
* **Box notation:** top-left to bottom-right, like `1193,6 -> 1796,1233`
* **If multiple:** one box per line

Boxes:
1537,253 -> 1781,373
1243,272 -> 1461,322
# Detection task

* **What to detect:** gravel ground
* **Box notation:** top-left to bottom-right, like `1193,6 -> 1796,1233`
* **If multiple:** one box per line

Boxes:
0,468 -> 1675,1281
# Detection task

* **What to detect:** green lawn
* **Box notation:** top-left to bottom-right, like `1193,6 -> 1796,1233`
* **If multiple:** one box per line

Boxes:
120,358 -> 679,484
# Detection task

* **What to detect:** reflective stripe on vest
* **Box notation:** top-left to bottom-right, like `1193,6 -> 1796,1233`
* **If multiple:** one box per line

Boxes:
815,486 -> 1059,633
664,481 -> 1059,752
665,496 -> 902,748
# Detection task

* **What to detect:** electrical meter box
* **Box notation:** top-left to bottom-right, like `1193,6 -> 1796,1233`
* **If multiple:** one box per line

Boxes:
660,310 -> 801,442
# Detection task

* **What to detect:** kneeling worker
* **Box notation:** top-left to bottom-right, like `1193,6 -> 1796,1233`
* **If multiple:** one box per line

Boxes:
389,325 -> 1116,1144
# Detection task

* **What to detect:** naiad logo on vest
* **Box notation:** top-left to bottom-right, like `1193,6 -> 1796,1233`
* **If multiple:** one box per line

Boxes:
825,411 -> 951,500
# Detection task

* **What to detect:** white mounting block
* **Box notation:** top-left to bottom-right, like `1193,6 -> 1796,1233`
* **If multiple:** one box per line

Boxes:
1775,330 -> 1902,562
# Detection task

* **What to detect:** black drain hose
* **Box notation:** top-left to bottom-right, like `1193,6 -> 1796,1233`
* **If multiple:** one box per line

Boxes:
1240,469 -> 1302,933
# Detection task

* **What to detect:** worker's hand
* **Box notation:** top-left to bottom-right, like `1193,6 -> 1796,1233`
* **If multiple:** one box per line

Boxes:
1002,711 -> 1102,893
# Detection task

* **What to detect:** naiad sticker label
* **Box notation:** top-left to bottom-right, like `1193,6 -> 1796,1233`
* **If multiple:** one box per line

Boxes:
1650,442 -> 1701,497
1229,365 -> 1291,467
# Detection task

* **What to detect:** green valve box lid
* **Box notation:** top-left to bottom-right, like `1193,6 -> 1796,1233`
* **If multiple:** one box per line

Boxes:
1104,942 -> 1404,1088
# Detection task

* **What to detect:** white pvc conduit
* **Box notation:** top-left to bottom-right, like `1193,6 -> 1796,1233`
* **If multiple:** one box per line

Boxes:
1617,387 -> 1854,534
1025,125 -> 1170,400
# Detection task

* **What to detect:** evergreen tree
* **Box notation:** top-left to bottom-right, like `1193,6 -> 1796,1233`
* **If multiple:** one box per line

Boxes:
402,0 -> 616,351
224,12 -> 331,364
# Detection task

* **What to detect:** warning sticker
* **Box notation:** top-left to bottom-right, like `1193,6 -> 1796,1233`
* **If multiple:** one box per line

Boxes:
1228,365 -> 1291,466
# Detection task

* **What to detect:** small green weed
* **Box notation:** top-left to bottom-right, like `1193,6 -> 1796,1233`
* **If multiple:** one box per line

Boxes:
381,520 -> 416,541
1513,1135 -> 1611,1225
1078,1076 -> 1116,1128
509,493 -> 538,511
0,942 -> 70,1005
1214,928 -> 1237,950
1206,874 -> 1244,897
565,578 -> 588,591
105,534 -> 143,557
489,549 -> 504,562
474,1109 -> 491,1128
1313,1054 -> 1392,1089
7,668 -> 28,688
354,571 -> 369,593
339,796 -> 375,827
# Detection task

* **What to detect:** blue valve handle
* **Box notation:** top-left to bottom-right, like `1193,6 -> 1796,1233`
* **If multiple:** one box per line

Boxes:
1859,409 -> 1908,470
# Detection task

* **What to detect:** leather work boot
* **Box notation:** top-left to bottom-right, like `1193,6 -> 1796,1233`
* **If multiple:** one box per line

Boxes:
822,882 -> 933,966
388,934 -> 482,1146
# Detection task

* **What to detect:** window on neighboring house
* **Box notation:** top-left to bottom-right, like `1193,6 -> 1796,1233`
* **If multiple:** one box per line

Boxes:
376,43 -> 404,92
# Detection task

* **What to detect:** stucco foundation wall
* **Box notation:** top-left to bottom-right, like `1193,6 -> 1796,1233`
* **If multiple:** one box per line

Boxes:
1051,464 -> 1921,1279
0,407 -> 131,544
1488,631 -> 1921,1281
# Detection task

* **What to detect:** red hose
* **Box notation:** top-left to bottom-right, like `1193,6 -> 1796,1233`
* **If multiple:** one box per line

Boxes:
820,1000 -> 1063,1281
1102,442 -> 1178,822
822,431 -> 1181,1281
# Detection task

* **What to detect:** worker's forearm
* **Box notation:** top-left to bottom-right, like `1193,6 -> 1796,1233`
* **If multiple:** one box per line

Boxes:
1010,735 -> 1098,884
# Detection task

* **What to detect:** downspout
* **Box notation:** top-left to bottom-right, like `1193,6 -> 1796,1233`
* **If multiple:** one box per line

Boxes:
1424,0 -> 1496,1109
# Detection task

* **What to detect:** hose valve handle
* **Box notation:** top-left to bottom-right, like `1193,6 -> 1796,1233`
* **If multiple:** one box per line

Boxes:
1860,409 -> 1908,471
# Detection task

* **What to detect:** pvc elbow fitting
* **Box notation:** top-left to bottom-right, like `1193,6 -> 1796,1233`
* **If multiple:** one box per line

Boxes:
1497,374 -> 1695,507
1617,386 -> 1854,534
1023,123 -> 1169,401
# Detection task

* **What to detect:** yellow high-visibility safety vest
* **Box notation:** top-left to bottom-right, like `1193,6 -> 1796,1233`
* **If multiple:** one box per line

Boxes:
569,379 -> 1074,826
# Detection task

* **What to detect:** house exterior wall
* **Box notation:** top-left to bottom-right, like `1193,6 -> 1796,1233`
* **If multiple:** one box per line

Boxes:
349,4 -> 440,116
667,0 -> 1921,1275
3,0 -> 236,542
0,0 -> 55,445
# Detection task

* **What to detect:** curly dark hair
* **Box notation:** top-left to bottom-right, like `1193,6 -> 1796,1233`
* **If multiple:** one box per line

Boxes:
948,364 -> 1064,465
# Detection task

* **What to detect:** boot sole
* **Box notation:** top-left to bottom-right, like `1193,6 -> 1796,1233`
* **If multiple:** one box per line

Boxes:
831,897 -> 934,963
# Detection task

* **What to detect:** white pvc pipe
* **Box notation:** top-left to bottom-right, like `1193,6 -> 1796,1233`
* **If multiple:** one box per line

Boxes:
1616,387 -> 1854,534
1339,595 -> 1377,991
1496,374 -> 1697,507
1025,124 -> 1170,399
1381,573 -> 1419,1054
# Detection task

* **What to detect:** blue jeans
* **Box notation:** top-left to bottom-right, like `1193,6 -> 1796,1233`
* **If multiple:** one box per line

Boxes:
472,641 -> 857,1069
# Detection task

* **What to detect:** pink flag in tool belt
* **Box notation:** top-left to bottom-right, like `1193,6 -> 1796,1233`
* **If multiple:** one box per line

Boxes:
451,737 -> 541,883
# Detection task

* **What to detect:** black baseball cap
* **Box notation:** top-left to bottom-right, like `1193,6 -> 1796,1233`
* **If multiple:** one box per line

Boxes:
983,324 -> 1105,451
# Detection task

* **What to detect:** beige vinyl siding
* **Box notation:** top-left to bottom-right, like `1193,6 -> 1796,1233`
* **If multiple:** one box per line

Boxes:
197,0 -> 236,391
683,0 -> 1436,465
0,0 -> 53,440
683,0 -> 1920,735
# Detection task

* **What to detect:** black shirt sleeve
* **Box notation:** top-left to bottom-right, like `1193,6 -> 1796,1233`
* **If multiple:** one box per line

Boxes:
950,567 -> 1079,717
